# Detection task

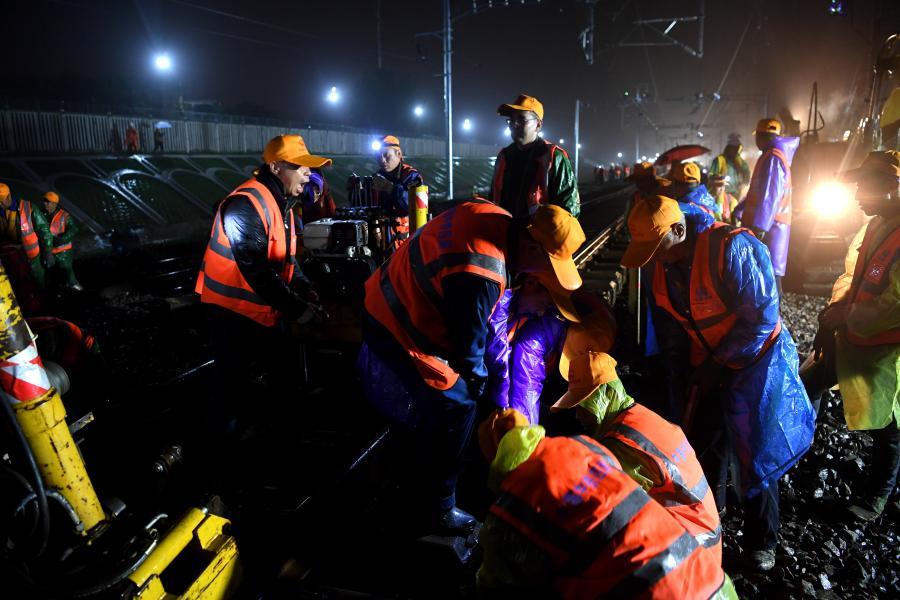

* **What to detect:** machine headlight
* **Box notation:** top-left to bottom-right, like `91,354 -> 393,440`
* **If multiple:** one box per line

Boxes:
812,180 -> 854,219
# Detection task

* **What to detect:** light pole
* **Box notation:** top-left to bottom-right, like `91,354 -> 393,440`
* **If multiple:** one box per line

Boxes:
443,0 -> 454,199
326,86 -> 341,105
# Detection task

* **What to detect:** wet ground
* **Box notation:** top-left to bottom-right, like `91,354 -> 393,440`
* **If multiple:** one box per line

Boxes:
724,293 -> 899,598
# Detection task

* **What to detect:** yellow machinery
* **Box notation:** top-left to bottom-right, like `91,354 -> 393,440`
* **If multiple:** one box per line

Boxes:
0,261 -> 241,598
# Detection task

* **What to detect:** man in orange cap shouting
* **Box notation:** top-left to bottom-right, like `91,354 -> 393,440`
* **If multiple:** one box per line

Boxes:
370,134 -> 424,251
491,94 -> 580,220
359,203 -> 584,535
623,194 -> 815,571
196,134 -> 329,440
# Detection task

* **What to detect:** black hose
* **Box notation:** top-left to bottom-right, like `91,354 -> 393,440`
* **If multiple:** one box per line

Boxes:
0,397 -> 50,557
0,462 -> 39,536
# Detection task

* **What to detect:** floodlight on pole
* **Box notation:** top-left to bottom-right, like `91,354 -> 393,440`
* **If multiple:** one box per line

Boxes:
462,118 -> 472,131
326,86 -> 341,104
153,52 -> 173,73
414,105 -> 424,117
559,138 -> 565,144
617,152 -> 623,158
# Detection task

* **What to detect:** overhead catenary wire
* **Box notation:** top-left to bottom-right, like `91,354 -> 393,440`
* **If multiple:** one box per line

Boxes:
696,14 -> 753,134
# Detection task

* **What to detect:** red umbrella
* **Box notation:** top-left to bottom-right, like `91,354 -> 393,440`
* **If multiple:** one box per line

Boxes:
655,144 -> 711,165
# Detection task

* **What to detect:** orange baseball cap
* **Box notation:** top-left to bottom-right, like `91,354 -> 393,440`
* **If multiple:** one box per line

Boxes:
477,408 -> 530,461
43,191 -> 60,204
559,290 -> 617,379
497,94 -> 544,121
382,135 -> 401,149
840,150 -> 900,181
263,134 -> 332,168
551,351 -> 618,411
527,205 -> 585,291
621,195 -> 684,268
669,162 -> 701,184
754,118 -> 782,135
0,183 -> 10,198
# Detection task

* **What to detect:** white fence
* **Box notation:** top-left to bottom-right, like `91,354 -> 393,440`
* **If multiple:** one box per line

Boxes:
0,109 -> 498,158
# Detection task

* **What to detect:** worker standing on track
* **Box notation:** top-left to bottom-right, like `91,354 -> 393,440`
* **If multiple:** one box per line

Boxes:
550,351 -> 723,564
370,135 -> 424,251
491,94 -> 580,220
358,203 -> 584,535
623,195 -> 815,571
42,191 -> 82,292
195,134 -> 328,439
475,408 -> 736,598
709,133 -> 751,199
0,182 -> 54,290
801,150 -> 900,522
741,118 -> 800,295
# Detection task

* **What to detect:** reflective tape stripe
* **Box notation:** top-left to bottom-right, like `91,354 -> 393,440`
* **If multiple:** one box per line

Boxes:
695,525 -> 722,549
201,271 -> 268,306
379,267 -> 443,356
495,491 -> 580,552
51,244 -> 72,254
236,187 -> 271,231
605,532 -> 699,599
570,435 -> 617,464
610,423 -> 704,505
208,214 -> 233,259
407,234 -> 443,309
424,252 -> 507,279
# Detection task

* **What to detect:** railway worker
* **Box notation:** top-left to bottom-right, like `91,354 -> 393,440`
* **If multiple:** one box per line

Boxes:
710,174 -> 739,225
370,135 -> 424,251
195,134 -> 328,438
800,150 -> 900,522
475,408 -> 736,599
491,94 -> 580,221
622,195 -> 815,571
709,133 -> 751,198
668,161 -> 721,220
358,203 -> 585,535
742,118 -> 800,295
550,351 -> 723,564
0,182 -> 54,290
125,122 -> 140,153
42,191 -> 82,292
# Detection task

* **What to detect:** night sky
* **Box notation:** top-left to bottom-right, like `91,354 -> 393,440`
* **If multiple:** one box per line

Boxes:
3,0 -> 897,161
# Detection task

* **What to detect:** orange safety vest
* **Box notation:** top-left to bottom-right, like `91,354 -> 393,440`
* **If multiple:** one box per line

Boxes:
364,201 -> 510,390
652,223 -> 782,367
49,209 -> 73,254
18,200 -> 41,260
845,220 -> 900,346
602,403 -> 722,564
492,435 -> 726,599
745,147 -> 792,226
194,179 -> 297,327
491,141 -> 566,215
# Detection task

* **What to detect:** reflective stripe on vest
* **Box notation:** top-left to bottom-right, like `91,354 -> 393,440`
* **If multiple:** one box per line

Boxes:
364,201 -> 510,390
194,179 -> 296,326
491,142 -> 563,215
602,404 -> 722,561
746,147 -> 792,226
50,210 -> 72,254
491,435 -> 724,598
19,201 -> 41,260
653,223 -> 782,367
846,222 -> 900,346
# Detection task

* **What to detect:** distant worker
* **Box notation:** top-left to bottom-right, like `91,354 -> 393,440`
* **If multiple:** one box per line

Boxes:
42,191 -> 82,292
358,203 -> 585,535
668,162 -> 720,220
709,133 -> 751,198
475,408 -> 736,598
742,118 -> 800,294
710,174 -> 739,225
623,196 -> 815,571
492,94 -> 580,220
801,150 -> 900,522
0,182 -> 54,289
370,135 -> 423,249
551,351 -> 723,564
195,134 -> 328,438
125,123 -> 140,153
153,128 -> 165,153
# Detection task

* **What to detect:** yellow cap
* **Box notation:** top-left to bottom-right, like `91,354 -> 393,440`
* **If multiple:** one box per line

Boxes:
559,290 -> 617,379
621,196 -> 684,268
526,205 -> 585,291
497,94 -> 544,121
263,134 -> 332,168
840,150 -> 900,181
551,351 -> 618,411
43,191 -> 60,204
477,408 -> 530,461
669,162 -> 701,184
754,118 -> 782,135
382,135 -> 401,149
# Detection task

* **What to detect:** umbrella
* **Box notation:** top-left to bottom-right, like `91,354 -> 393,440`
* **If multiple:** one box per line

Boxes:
655,144 -> 710,165
154,121 -> 173,129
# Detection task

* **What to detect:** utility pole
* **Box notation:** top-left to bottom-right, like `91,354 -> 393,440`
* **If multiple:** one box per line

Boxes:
443,0 -> 453,199
574,99 -> 581,183
376,0 -> 383,69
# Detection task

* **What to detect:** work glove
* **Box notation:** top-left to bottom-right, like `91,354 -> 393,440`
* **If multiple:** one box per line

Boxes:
42,253 -> 57,269
812,303 -> 846,360
687,358 -> 726,398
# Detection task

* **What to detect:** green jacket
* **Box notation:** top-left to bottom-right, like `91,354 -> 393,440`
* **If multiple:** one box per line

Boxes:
491,139 -> 580,218
709,153 -> 751,197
